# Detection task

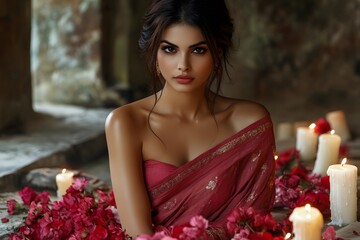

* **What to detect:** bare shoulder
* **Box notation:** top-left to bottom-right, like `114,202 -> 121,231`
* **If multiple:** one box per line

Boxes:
105,97 -> 152,135
217,97 -> 270,132
232,99 -> 269,121
105,96 -> 155,168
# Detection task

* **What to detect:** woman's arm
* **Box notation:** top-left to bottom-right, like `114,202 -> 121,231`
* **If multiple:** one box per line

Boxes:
105,106 -> 154,238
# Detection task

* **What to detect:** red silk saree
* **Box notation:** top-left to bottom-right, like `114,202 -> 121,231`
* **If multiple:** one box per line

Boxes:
144,115 -> 276,237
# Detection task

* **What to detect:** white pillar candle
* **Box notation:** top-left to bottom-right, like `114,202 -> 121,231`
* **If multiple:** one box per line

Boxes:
327,158 -> 358,226
296,124 -> 318,161
289,204 -> 324,240
313,131 -> 341,175
326,110 -> 351,141
56,169 -> 74,197
277,122 -> 294,141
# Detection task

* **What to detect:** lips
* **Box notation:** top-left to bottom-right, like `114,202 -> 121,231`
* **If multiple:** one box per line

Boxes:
174,75 -> 194,84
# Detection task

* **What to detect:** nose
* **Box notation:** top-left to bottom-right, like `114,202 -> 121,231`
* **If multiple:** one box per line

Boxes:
177,53 -> 190,72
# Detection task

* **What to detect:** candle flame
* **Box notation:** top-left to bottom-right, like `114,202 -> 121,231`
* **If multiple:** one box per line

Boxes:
285,233 -> 292,239
330,130 -> 335,134
341,158 -> 347,166
274,155 -> 279,161
62,168 -> 67,174
309,123 -> 316,129
305,204 -> 311,212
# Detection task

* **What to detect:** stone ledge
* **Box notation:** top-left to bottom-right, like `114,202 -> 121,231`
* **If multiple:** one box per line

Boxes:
0,102 -> 113,193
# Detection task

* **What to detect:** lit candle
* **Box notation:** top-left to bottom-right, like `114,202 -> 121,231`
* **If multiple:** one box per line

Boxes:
296,123 -> 318,161
326,110 -> 351,141
56,169 -> 74,197
327,158 -> 358,226
289,204 -> 324,240
313,130 -> 341,175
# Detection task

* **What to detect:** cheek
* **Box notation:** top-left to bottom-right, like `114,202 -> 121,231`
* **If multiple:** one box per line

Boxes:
157,53 -> 172,73
198,57 -> 214,76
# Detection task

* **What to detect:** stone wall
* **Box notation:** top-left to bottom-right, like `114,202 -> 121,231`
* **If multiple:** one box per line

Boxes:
31,0 -> 123,107
220,0 -> 360,136
1,0 -> 360,134
31,0 -> 150,106
224,0 -> 360,105
31,0 -> 360,107
0,1 -> 32,133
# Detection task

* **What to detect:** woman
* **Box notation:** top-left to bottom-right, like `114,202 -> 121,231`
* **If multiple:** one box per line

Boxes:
105,0 -> 276,238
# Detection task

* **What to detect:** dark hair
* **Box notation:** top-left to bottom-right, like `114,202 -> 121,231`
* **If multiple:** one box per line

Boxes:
139,0 -> 234,105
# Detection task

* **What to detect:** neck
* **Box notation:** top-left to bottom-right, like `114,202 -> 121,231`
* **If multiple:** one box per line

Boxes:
155,85 -> 212,121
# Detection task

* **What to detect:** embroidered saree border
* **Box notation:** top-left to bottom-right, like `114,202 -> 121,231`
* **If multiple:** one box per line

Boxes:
150,121 -> 272,198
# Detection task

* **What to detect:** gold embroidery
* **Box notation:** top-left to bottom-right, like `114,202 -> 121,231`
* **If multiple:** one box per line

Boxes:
150,121 -> 272,197
163,199 -> 177,210
246,191 -> 257,203
261,163 -> 267,173
205,226 -> 228,239
206,176 -> 218,190
251,150 -> 261,162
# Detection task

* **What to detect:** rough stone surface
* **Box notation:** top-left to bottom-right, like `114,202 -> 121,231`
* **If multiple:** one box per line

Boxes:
224,0 -> 360,101
0,192 -> 28,239
31,0 -> 124,107
24,167 -> 110,193
0,102 -> 112,193
223,0 -> 360,137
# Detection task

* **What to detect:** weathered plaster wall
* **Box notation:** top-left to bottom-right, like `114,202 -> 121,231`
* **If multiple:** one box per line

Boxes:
0,1 -> 32,133
1,0 -> 360,134
31,0 -> 124,107
224,0 -> 360,105
221,0 -> 360,135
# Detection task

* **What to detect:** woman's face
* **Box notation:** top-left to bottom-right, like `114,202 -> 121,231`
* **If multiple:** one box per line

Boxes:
157,23 -> 214,93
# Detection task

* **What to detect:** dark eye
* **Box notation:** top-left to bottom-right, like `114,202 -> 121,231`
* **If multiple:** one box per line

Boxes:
162,46 -> 176,53
193,47 -> 207,54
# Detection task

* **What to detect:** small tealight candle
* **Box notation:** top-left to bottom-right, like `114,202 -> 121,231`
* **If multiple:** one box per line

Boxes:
327,158 -> 358,226
296,123 -> 318,161
326,110 -> 351,141
289,204 -> 324,240
313,130 -> 341,175
56,169 -> 74,197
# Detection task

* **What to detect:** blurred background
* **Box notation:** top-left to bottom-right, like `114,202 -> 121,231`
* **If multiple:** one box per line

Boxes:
0,0 -> 359,191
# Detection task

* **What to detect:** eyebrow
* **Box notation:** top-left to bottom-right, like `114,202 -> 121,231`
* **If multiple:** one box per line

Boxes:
160,40 -> 207,48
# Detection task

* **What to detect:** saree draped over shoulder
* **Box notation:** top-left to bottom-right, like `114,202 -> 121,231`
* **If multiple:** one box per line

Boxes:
144,115 -> 276,232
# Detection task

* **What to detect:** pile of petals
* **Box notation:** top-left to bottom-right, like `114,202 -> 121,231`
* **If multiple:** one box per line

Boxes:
4,126 -> 350,240
5,178 -> 129,240
273,118 -> 349,218
137,215 -> 211,240
138,207 -> 343,240
274,148 -> 331,218
226,207 -> 291,240
4,179 -> 345,240
137,208 -> 292,240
